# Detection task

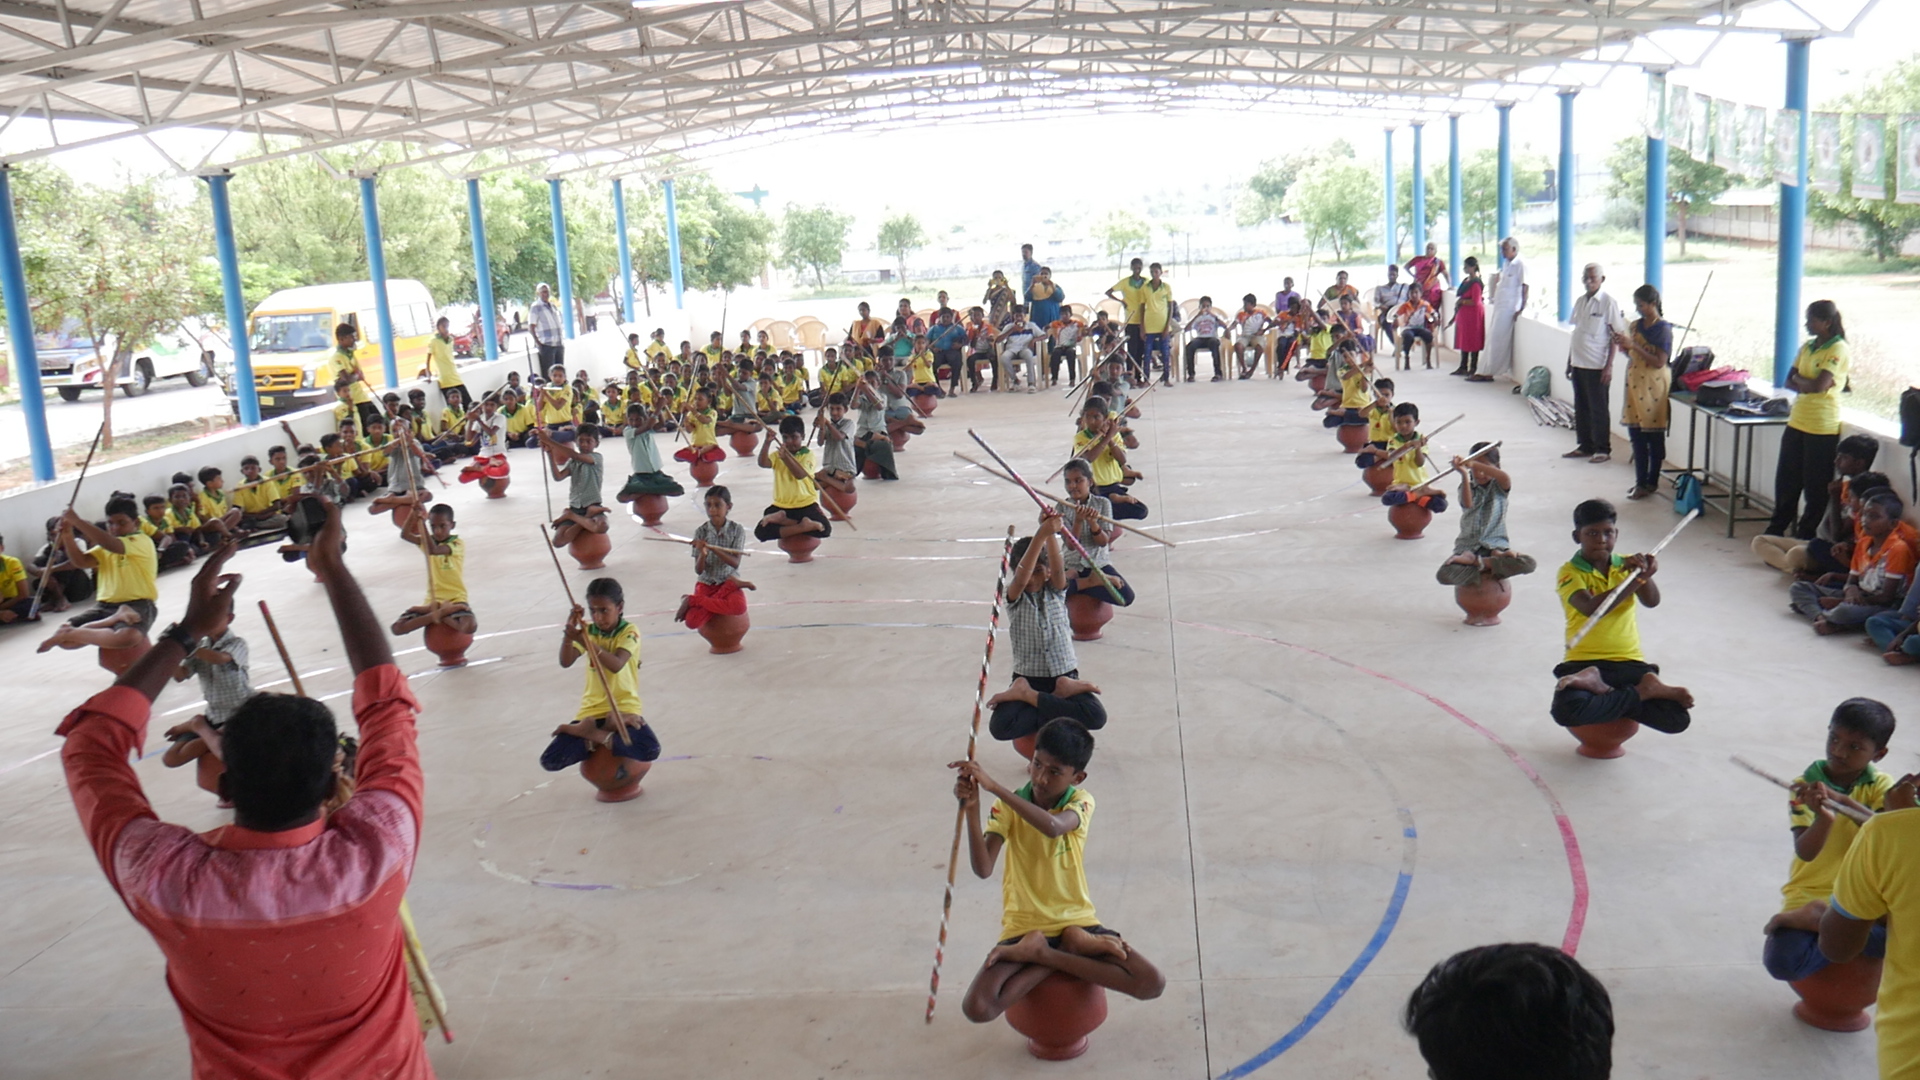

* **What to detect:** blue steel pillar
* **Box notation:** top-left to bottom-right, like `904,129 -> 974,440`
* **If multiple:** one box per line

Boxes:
1448,115 -> 1463,286
1411,122 -> 1427,257
355,173 -> 399,388
548,178 -> 575,339
465,178 -> 499,363
1775,37 -> 1812,387
203,172 -> 260,426
612,178 -> 636,324
0,167 -> 53,481
1645,71 -> 1669,294
1556,89 -> 1578,322
663,178 -> 686,309
1383,128 -> 1396,264
1496,103 -> 1514,267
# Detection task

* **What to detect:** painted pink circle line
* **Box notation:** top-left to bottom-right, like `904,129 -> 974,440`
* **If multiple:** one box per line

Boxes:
1176,619 -> 1589,957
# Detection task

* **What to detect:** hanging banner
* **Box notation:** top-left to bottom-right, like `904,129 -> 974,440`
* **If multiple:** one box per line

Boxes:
1742,104 -> 1769,179
1720,103 -> 1742,174
1775,108 -> 1801,186
1897,115 -> 1920,205
1809,113 -> 1841,193
1689,93 -> 1711,160
1853,114 -> 1887,200
1644,75 -> 1666,139
1666,82 -> 1691,150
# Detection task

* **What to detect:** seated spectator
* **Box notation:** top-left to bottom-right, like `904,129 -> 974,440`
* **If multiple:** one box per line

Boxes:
1788,490 -> 1914,635
1754,434 -> 1881,575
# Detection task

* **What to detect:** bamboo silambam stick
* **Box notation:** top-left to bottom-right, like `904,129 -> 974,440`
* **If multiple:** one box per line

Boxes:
640,532 -> 755,557
539,525 -> 633,747
1565,508 -> 1701,650
1376,413 -> 1464,469
1421,441 -> 1504,491
256,600 -> 305,696
966,431 -> 1125,604
953,452 -> 1175,548
1731,755 -> 1873,825
28,422 -> 106,619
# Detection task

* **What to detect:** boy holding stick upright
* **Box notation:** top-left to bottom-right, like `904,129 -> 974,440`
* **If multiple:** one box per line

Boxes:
540,577 -> 659,803
675,486 -> 754,629
754,416 -> 834,544
987,513 -> 1107,751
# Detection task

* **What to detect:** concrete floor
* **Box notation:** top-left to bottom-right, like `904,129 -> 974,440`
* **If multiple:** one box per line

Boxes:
0,360 -> 1902,1079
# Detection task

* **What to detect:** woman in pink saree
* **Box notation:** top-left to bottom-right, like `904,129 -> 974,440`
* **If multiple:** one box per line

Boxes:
1405,242 -> 1447,308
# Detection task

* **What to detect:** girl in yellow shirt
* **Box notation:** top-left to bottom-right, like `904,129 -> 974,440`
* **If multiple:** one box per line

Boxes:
540,576 -> 659,803
672,389 -> 726,464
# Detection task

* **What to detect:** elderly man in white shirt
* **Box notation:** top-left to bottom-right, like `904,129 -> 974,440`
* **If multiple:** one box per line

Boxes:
1563,263 -> 1627,463
529,282 -> 565,369
1472,237 -> 1528,382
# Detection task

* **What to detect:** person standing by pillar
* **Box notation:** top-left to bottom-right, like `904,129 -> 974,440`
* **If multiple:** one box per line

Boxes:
1563,264 -> 1625,464
530,283 -> 565,372
1471,238 -> 1527,383
1766,300 -> 1852,539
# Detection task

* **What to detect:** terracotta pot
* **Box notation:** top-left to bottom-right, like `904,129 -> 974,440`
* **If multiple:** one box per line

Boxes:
480,474 -> 510,499
1790,956 -> 1882,1032
391,503 -> 415,534
1004,972 -> 1108,1061
890,430 -> 910,451
779,534 -> 822,563
1336,424 -> 1368,452
1012,733 -> 1037,761
861,459 -> 882,480
1570,717 -> 1640,759
1387,502 -> 1432,540
633,493 -> 670,527
423,621 -> 473,668
97,640 -> 149,676
569,530 -> 612,570
825,483 -> 857,521
1363,463 -> 1393,495
729,431 -> 759,457
918,394 -> 938,414
195,752 -> 226,798
699,611 -> 750,654
690,459 -> 719,487
1454,576 -> 1512,627
580,743 -> 648,803
1308,371 -> 1327,393
1066,592 -> 1114,642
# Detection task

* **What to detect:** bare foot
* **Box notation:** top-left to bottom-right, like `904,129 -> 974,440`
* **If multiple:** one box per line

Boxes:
552,719 -> 610,745
1060,925 -> 1129,961
1812,618 -> 1845,636
987,677 -> 1036,709
737,579 -> 757,591
1051,675 -> 1103,699
36,626 -> 71,653
1637,672 -> 1695,709
674,595 -> 693,623
1553,666 -> 1607,695
985,930 -> 1053,969
1885,652 -> 1916,667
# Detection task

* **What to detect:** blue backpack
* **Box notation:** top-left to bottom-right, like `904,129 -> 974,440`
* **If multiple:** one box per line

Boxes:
1673,472 -> 1704,516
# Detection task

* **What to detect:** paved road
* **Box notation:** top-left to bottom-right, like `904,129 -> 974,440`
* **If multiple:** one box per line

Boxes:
0,380 -> 230,465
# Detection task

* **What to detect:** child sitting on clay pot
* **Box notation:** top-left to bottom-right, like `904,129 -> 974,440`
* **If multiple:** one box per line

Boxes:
390,504 -> 477,639
1380,402 -> 1449,514
1436,443 -> 1536,586
675,486 -> 754,629
540,577 -> 659,803
987,513 -> 1107,747
951,717 -> 1165,1023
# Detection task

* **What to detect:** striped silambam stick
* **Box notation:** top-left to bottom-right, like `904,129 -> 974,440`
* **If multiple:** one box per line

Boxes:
927,525 -> 1017,1023
966,430 -> 1126,604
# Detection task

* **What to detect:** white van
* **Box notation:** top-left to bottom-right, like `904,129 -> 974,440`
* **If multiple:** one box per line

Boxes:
223,280 -> 437,416
30,318 -> 219,401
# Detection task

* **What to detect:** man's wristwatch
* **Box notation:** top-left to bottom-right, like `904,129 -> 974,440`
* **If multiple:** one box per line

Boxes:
158,622 -> 198,652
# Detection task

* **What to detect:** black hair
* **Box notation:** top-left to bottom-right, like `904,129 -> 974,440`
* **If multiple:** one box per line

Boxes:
1852,472 -> 1892,499
1572,499 -> 1617,529
1083,396 -> 1108,414
1243,293 -> 1258,305
221,693 -> 340,831
197,466 -> 221,484
1631,283 -> 1662,315
1062,458 -> 1094,482
1832,697 -> 1897,750
1404,943 -> 1613,1080
335,322 -> 355,339
268,445 -> 287,457
1837,434 -> 1880,467
319,433 -> 341,450
1034,717 -> 1095,771
779,415 -> 805,437
706,485 -> 733,506
298,454 -> 320,468
429,503 -> 455,521
1392,401 -> 1420,421
1469,440 -> 1502,467
1009,534 -> 1035,570
585,577 -> 624,607
1806,299 -> 1845,344
166,483 -> 190,498
1374,377 -> 1395,394
240,455 -> 260,468
171,471 -> 193,486
1199,295 -> 1212,306
142,494 -> 166,507
828,393 -> 847,407
1091,381 -> 1114,397
1864,490 -> 1905,520
1464,256 -> 1479,271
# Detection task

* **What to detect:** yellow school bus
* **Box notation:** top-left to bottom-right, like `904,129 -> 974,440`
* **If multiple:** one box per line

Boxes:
227,279 -> 437,416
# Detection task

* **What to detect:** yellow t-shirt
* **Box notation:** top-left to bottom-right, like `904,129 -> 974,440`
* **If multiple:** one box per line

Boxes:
1832,808 -> 1920,1080
1308,328 -> 1332,361
538,386 -> 574,426
1781,762 -> 1894,911
575,620 -> 642,720
779,372 -> 805,405
985,785 -> 1098,940
1788,338 -> 1849,436
94,532 -> 159,604
772,446 -> 819,509
141,513 -> 172,540
686,409 -> 717,447
427,336 -> 461,385
645,341 -> 671,364
1110,277 -> 1146,323
233,478 -> 282,515
167,504 -> 203,531
1139,282 -> 1173,334
822,365 -> 858,398
909,353 -> 936,385
1388,431 -> 1429,487
194,488 -> 230,523
1557,553 -> 1642,663
1366,404 -> 1394,444
362,437 -> 390,473
319,347 -> 372,404
425,535 -> 467,605
1073,428 -> 1122,487
0,554 -> 24,601
1339,364 -> 1372,410
504,404 -> 536,437
440,408 -> 465,437
623,346 -> 643,371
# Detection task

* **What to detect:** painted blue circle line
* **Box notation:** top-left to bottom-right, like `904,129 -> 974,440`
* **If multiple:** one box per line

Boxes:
1214,808 -> 1417,1080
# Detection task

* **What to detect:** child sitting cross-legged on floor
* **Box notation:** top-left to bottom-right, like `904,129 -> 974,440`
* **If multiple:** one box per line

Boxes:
950,717 -> 1165,1024
1788,490 -> 1915,636
1762,697 -> 1897,986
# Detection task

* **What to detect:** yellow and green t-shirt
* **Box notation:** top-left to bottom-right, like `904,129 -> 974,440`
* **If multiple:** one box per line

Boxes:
1557,552 -> 1641,663
425,535 -> 467,605
0,554 -> 25,601
575,620 -> 642,720
233,478 -> 282,515
1139,282 -> 1173,334
1388,431 -> 1429,487
1366,404 -> 1394,444
1339,364 -> 1373,410
319,347 -> 371,404
1073,428 -> 1123,487
538,386 -> 574,426
1832,808 -> 1920,1080
427,335 -> 461,385
1110,276 -> 1146,323
1788,338 -> 1849,436
95,533 -> 158,604
685,409 -> 717,447
985,784 -> 1098,941
772,446 -> 818,509
1781,761 -> 1894,911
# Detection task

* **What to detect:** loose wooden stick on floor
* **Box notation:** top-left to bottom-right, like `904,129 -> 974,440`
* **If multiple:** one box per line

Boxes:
927,525 -> 1017,1023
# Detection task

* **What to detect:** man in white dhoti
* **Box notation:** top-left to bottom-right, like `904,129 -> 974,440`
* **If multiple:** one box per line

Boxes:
1471,237 -> 1528,383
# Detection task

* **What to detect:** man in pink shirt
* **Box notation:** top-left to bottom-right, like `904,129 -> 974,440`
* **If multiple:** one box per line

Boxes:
57,499 -> 432,1080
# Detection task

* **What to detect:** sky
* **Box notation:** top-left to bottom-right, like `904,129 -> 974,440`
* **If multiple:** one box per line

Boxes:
8,0 -> 1914,247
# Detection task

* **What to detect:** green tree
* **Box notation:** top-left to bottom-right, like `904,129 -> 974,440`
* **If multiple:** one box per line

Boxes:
1283,156 -> 1376,261
1238,141 -> 1354,227
628,175 -> 771,294
1811,58 -> 1920,261
777,203 -> 854,288
1394,162 -> 1448,256
1096,210 -> 1151,267
1604,136 -> 1731,255
876,212 -> 927,286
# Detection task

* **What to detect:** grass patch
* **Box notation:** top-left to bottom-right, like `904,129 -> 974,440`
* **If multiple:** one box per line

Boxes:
1804,250 -> 1920,277
0,419 -> 228,494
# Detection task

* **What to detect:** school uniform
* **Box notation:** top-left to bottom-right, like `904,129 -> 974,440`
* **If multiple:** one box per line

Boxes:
1073,428 -> 1147,521
986,784 -> 1116,944
683,519 -> 749,630
540,620 -> 661,770
1763,762 -> 1893,982
753,446 -> 831,541
1549,552 -> 1690,734
1057,495 -> 1135,606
